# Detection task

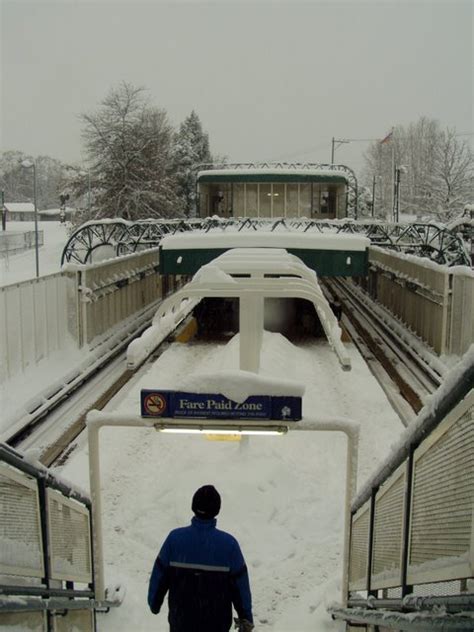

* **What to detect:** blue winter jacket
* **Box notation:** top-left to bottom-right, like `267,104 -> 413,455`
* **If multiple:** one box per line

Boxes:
148,516 -> 253,632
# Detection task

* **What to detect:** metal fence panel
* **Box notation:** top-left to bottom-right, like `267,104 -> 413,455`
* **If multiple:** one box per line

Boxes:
0,463 -> 44,577
79,249 -> 161,343
408,391 -> 474,584
0,273 -> 79,381
450,273 -> 474,356
371,464 -> 406,589
349,502 -> 371,591
47,489 -> 92,583
0,611 -> 46,631
368,248 -> 450,354
52,609 -> 94,632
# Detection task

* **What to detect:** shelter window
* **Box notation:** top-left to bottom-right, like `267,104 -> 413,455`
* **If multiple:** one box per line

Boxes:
312,185 -> 321,216
259,184 -> 271,216
328,186 -> 337,215
246,184 -> 258,217
300,183 -> 311,217
272,183 -> 285,217
286,184 -> 299,217
233,183 -> 245,217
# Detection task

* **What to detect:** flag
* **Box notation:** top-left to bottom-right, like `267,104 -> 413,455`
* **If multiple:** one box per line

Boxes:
380,130 -> 393,144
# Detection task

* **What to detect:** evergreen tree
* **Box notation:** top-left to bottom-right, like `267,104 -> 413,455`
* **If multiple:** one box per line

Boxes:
173,111 -> 213,217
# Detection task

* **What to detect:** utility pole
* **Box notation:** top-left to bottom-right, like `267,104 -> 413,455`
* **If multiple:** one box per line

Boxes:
1,190 -> 6,231
372,175 -> 376,218
331,137 -> 350,164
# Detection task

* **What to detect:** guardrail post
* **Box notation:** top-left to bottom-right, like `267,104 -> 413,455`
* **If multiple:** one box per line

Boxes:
400,448 -> 414,598
37,477 -> 53,631
366,487 -> 377,597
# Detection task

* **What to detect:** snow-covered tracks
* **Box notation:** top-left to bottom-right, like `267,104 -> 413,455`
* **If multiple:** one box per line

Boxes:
4,326 -> 179,466
325,278 -> 447,425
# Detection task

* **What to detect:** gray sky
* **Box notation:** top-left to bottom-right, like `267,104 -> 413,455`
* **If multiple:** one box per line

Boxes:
1,0 -> 472,174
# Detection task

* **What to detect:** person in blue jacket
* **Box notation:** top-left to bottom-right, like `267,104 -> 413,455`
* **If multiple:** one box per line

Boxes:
148,485 -> 254,632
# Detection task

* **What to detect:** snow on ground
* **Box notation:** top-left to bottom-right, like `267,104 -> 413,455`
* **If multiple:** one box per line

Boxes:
57,333 -> 403,631
0,221 -> 70,286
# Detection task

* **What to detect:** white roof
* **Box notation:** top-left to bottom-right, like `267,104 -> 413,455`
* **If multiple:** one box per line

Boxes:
161,231 -> 369,252
197,168 -> 349,179
5,203 -> 35,213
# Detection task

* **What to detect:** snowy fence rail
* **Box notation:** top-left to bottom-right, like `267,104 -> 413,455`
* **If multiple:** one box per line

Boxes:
74,248 -> 162,344
0,272 -> 79,381
347,366 -> 474,599
365,247 -> 473,355
0,444 -> 102,631
0,230 -> 44,257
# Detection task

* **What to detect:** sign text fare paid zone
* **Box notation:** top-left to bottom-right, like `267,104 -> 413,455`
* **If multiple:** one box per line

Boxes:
141,390 -> 302,421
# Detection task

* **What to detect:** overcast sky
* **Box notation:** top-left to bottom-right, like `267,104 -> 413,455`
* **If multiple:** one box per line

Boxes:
1,0 -> 472,174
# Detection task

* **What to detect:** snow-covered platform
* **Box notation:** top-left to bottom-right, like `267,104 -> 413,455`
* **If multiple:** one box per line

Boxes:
56,332 -> 404,631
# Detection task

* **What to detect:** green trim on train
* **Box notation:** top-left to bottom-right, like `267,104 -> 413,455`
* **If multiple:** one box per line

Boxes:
197,173 -> 348,184
159,247 -> 368,277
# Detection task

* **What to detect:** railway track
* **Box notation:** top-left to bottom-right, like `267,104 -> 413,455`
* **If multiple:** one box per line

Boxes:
4,315 -> 191,467
325,277 -> 446,425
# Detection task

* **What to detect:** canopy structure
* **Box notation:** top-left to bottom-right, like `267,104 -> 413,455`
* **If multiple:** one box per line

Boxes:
127,247 -> 351,371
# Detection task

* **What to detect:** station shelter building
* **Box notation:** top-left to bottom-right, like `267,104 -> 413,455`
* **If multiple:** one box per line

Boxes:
197,168 -> 349,220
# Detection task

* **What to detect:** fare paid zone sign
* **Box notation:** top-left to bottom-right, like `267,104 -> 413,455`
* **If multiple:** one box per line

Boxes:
140,390 -> 302,421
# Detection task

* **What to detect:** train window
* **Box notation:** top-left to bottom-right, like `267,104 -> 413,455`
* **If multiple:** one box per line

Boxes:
272,183 -> 285,217
259,183 -> 271,216
246,184 -> 258,217
286,184 -> 298,217
300,183 -> 311,217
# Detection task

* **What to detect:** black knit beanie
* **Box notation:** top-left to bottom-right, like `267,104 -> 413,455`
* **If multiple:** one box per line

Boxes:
192,485 -> 221,520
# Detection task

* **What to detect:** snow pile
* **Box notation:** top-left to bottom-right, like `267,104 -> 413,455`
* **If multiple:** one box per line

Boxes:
177,369 -> 305,403
194,263 -> 238,284
126,297 -> 199,369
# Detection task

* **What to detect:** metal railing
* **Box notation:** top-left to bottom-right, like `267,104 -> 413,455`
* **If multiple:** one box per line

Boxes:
363,247 -> 474,356
0,443 -> 120,631
61,218 -> 471,267
329,348 -> 474,631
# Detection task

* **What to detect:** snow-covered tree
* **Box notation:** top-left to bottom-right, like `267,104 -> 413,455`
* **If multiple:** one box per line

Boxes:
362,117 -> 473,220
80,82 -> 179,221
429,128 -> 473,216
0,150 -> 65,209
173,111 -> 213,217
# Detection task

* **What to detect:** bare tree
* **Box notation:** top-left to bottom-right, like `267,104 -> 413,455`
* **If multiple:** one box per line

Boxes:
362,117 -> 473,220
430,128 -> 473,216
80,82 -> 179,220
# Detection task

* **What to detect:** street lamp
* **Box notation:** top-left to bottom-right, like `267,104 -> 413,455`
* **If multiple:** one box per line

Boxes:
393,165 -> 408,223
20,159 -> 39,277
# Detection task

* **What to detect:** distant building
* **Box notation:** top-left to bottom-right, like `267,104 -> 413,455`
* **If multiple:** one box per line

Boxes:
39,207 -> 77,222
4,203 -> 35,221
4,203 -> 78,222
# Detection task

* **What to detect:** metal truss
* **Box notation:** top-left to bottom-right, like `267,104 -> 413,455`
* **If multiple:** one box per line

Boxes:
61,218 -> 471,267
195,161 -> 359,218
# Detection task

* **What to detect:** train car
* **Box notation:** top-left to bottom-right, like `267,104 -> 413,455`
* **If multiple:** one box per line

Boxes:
196,164 -> 351,220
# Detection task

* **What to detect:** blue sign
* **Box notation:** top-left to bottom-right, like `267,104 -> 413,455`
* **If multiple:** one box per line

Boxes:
141,390 -> 302,421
